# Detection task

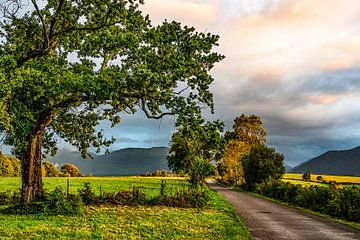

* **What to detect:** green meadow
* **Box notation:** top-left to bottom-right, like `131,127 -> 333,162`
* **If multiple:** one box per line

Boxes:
0,177 -> 252,240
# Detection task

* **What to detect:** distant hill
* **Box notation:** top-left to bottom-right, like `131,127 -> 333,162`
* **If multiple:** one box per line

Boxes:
48,147 -> 169,176
291,146 -> 360,176
284,164 -> 293,173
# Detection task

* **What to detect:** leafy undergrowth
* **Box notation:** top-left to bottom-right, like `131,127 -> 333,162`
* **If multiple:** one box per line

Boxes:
0,177 -> 252,239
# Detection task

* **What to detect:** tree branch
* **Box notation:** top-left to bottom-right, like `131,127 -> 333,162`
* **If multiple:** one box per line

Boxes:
140,98 -> 175,119
49,0 -> 64,38
172,86 -> 189,95
31,0 -> 49,45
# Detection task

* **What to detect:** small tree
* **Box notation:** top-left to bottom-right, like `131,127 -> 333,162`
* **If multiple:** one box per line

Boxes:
224,114 -> 266,145
43,161 -> 58,177
60,164 -> 81,177
302,170 -> 311,181
167,117 -> 224,174
188,157 -> 214,186
316,175 -> 323,182
242,145 -> 285,188
7,156 -> 21,176
220,114 -> 266,186
0,153 -> 14,176
221,140 -> 249,185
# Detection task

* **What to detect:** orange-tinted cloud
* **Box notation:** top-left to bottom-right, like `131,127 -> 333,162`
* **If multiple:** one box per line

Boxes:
140,0 -> 219,27
221,0 -> 360,80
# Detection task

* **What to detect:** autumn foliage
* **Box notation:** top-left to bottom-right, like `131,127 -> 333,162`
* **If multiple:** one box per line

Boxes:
219,114 -> 266,185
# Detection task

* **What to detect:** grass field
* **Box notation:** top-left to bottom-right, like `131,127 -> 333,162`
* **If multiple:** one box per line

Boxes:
0,177 -> 252,240
0,177 -> 189,198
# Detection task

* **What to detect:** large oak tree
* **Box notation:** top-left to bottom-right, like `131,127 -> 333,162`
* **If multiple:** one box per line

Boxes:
0,0 -> 224,203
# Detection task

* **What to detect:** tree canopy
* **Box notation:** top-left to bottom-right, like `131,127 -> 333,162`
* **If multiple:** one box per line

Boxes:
220,114 -> 266,185
167,115 -> 224,174
242,145 -> 285,188
0,0 -> 224,203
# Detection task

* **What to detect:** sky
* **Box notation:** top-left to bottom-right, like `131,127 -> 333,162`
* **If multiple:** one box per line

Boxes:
2,0 -> 360,166
112,0 -> 360,166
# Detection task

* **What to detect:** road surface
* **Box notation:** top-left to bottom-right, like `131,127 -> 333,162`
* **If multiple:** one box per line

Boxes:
207,181 -> 360,240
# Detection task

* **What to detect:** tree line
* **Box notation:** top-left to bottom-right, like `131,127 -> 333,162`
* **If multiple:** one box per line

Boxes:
0,153 -> 81,177
167,113 -> 285,188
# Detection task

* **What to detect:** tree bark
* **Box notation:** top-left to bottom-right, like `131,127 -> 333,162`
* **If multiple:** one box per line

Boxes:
21,113 -> 52,204
21,134 -> 44,204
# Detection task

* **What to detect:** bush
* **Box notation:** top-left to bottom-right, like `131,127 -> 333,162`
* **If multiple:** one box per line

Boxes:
252,180 -> 360,222
140,170 -> 171,177
60,164 -> 81,177
154,187 -> 210,208
2,187 -> 82,215
102,187 -> 146,205
0,191 -> 13,205
188,157 -> 214,186
0,154 -> 14,177
43,187 -> 82,215
43,161 -> 58,177
7,156 -> 21,176
78,182 -> 97,205
302,170 -> 311,181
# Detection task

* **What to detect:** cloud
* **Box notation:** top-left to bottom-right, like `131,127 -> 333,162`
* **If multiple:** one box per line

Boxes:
89,1 -> 360,165
115,137 -> 139,143
218,0 -> 360,81
140,0 -> 219,27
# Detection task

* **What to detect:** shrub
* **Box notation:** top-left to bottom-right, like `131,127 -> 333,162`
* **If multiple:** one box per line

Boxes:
102,187 -> 146,205
7,156 -> 21,177
43,161 -> 58,177
316,175 -> 323,182
0,191 -> 13,205
302,170 -> 311,181
188,157 -> 214,186
252,180 -> 360,222
43,187 -> 82,215
154,187 -> 210,208
0,154 -> 14,177
60,164 -> 81,177
140,170 -> 171,177
2,187 -> 82,215
78,182 -> 97,205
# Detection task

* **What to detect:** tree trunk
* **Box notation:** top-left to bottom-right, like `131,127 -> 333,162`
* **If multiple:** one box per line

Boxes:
21,134 -> 44,204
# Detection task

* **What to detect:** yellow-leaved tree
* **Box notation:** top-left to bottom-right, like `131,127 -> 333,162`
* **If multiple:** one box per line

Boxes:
220,114 -> 266,185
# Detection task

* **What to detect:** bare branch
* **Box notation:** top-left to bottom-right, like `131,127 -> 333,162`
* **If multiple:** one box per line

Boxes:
30,0 -> 49,45
172,86 -> 189,95
0,0 -> 23,19
140,98 -> 175,119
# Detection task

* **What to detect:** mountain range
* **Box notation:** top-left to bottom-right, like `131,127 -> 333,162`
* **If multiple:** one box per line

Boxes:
291,146 -> 360,176
47,147 -> 169,176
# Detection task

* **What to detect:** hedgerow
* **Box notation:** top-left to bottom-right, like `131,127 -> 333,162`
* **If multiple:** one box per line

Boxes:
253,180 -> 360,222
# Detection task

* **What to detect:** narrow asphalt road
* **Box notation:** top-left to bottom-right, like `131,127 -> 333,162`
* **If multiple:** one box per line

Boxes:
207,181 -> 360,240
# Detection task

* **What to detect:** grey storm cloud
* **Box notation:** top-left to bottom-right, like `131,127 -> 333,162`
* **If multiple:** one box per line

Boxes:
115,138 -> 139,143
209,67 -> 360,166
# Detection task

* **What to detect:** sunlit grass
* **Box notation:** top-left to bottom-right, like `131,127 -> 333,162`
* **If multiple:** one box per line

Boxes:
0,177 -> 252,239
0,177 -> 189,197
283,173 -> 360,184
